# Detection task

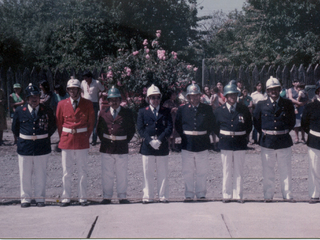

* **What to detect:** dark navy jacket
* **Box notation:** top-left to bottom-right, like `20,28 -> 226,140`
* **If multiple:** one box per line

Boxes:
12,103 -> 56,156
214,103 -> 252,151
175,103 -> 215,152
301,99 -> 320,150
253,97 -> 295,149
97,106 -> 135,154
137,105 -> 172,156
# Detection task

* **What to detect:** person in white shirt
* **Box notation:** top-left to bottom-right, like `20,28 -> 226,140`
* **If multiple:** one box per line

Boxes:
81,71 -> 105,146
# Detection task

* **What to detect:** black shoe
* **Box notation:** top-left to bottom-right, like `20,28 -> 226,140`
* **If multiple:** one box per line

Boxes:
142,200 -> 153,204
60,202 -> 70,207
21,203 -> 31,208
119,199 -> 130,204
36,202 -> 45,207
264,199 -> 272,203
184,197 -> 193,203
91,142 -> 97,146
222,199 -> 230,203
309,198 -> 319,204
80,201 -> 89,206
100,199 -> 111,204
197,197 -> 207,202
160,199 -> 169,203
284,198 -> 296,203
237,199 -> 244,204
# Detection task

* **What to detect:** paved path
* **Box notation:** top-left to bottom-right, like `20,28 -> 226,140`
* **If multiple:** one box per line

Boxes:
1,201 -> 320,238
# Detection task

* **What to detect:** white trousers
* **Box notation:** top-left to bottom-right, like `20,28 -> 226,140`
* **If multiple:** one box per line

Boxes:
18,154 -> 49,203
181,150 -> 209,199
261,147 -> 293,200
101,153 -> 128,199
221,150 -> 245,200
142,155 -> 169,201
308,147 -> 320,198
61,149 -> 88,203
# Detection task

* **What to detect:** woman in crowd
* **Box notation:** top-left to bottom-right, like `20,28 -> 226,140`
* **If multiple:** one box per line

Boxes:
216,81 -> 226,105
200,84 -> 211,105
9,83 -> 24,144
39,80 -> 54,110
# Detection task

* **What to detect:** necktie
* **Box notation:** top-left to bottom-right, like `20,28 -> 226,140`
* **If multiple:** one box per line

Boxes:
73,100 -> 78,111
113,109 -> 117,119
31,108 -> 36,119
230,105 -> 235,114
273,102 -> 278,111
153,108 -> 157,118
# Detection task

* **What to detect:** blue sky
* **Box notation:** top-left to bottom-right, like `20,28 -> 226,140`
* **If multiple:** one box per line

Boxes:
197,0 -> 246,16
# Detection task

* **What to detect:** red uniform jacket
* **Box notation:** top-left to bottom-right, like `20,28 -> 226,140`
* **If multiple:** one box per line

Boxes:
97,106 -> 135,154
56,97 -> 95,149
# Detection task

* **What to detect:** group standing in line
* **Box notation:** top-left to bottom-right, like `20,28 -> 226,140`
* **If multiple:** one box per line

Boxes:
8,73 -> 320,207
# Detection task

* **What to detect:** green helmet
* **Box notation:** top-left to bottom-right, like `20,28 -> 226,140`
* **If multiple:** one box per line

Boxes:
223,83 -> 239,96
107,86 -> 121,98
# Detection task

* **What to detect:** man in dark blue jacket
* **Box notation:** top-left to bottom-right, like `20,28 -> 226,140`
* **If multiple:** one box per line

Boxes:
214,82 -> 252,203
301,80 -> 320,204
12,83 -> 56,208
175,83 -> 215,202
137,84 -> 172,203
253,77 -> 295,202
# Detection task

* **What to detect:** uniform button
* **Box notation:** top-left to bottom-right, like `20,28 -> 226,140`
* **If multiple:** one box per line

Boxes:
275,127 -> 277,129
111,128 -> 113,130
155,128 -> 158,130
33,128 -> 35,130
231,120 -> 233,122
274,115 -> 276,117
232,136 -> 234,138
33,133 -> 35,135
156,122 -> 157,124
231,125 -> 233,127
111,141 -> 113,143
274,120 -> 276,123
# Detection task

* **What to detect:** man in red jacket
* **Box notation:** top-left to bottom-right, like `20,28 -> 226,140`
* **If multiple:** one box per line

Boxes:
56,78 -> 95,206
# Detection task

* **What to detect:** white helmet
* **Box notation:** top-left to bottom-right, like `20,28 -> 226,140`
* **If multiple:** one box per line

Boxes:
147,84 -> 161,97
67,78 -> 81,88
266,76 -> 281,90
186,83 -> 201,96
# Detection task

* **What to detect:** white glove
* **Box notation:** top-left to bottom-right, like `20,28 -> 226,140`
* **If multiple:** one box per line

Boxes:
155,140 -> 162,149
150,140 -> 160,150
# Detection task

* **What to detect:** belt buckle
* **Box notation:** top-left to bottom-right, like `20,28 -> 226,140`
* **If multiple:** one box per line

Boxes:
192,131 -> 197,136
32,135 -> 37,141
71,129 -> 77,134
111,135 -> 116,141
230,132 -> 235,136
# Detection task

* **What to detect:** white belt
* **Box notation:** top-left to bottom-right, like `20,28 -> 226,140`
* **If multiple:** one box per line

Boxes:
183,130 -> 207,136
262,129 -> 289,135
62,127 -> 87,134
19,133 -> 48,141
103,134 -> 127,141
220,130 -> 246,136
310,130 -> 320,137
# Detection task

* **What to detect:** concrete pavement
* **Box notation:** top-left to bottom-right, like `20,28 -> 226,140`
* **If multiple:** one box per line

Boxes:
1,200 -> 320,238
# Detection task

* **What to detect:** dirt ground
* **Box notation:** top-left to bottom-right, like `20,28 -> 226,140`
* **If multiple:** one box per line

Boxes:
0,118 -> 310,204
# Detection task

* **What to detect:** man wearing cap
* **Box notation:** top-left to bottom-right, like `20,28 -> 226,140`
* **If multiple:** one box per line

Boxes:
56,78 -> 95,206
81,70 -> 105,146
97,86 -> 135,204
214,81 -> 252,203
301,80 -> 320,204
12,83 -> 56,208
137,84 -> 173,203
253,76 -> 296,202
175,83 -> 215,202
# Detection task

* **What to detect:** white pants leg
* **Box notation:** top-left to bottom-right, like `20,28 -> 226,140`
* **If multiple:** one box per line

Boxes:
156,156 -> 169,201
221,150 -> 245,199
18,154 -> 48,203
261,147 -> 292,199
142,155 -> 156,201
308,147 -> 320,198
182,150 -> 209,199
101,153 -> 128,199
61,149 -> 88,203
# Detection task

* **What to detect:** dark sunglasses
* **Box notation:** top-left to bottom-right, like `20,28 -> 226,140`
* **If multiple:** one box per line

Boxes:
150,96 -> 161,100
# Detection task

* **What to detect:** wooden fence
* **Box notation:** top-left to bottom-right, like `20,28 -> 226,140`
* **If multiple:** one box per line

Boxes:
1,63 -> 319,113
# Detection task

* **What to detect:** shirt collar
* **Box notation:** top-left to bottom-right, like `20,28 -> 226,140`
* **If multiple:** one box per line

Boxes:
70,97 -> 80,104
269,97 -> 280,103
111,106 -> 121,113
149,105 -> 160,112
28,104 -> 39,113
226,102 -> 236,111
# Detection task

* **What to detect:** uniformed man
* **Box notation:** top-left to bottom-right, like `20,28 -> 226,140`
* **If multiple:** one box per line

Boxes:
214,82 -> 252,203
175,83 -> 215,202
56,78 -> 95,206
301,80 -> 320,204
137,84 -> 173,203
12,83 -> 56,208
253,76 -> 296,202
97,86 -> 135,204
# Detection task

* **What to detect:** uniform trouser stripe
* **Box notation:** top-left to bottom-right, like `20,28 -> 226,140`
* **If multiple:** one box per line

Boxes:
18,154 -> 49,203
308,147 -> 320,198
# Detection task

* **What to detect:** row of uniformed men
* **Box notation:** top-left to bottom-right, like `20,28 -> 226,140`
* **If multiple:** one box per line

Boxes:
12,77 -> 320,207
